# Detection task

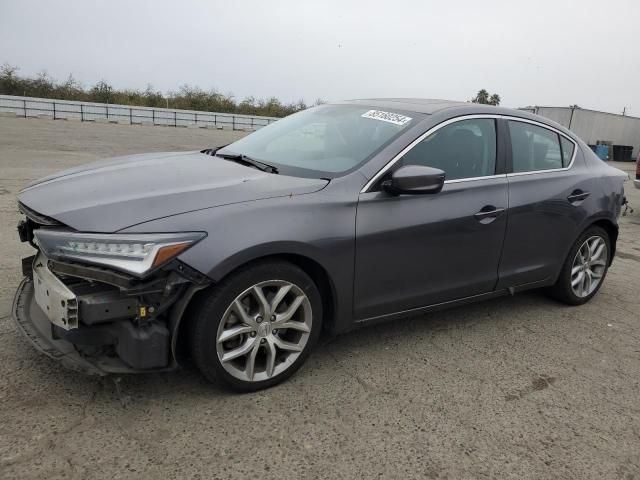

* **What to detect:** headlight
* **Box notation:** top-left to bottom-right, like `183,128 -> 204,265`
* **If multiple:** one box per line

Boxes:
33,229 -> 206,276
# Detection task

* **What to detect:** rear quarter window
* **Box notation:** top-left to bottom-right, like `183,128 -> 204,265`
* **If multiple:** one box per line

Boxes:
560,136 -> 575,167
508,121 -> 563,173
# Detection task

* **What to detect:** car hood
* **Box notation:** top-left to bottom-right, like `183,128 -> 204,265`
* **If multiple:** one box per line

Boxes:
18,151 -> 329,232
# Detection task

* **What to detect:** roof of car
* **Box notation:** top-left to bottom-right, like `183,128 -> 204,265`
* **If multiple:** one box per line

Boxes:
339,97 -> 581,144
343,98 -> 472,114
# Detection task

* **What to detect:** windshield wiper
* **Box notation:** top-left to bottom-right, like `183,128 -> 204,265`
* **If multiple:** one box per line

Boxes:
215,153 -> 279,174
200,145 -> 228,156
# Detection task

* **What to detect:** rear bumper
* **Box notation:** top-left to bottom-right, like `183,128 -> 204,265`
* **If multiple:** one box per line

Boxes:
13,278 -> 106,375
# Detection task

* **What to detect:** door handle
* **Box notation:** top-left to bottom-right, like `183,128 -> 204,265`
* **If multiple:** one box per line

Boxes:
567,190 -> 590,204
474,206 -> 505,224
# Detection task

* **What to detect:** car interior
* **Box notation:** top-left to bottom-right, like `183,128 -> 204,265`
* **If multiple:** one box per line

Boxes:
398,120 -> 496,180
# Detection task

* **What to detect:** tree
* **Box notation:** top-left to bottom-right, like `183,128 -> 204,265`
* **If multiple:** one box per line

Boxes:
0,63 -> 20,95
238,96 -> 258,115
471,89 -> 500,106
142,84 -> 165,107
0,64 -> 312,118
473,89 -> 489,104
90,80 -> 113,103
31,70 -> 54,97
293,99 -> 307,112
60,74 -> 83,100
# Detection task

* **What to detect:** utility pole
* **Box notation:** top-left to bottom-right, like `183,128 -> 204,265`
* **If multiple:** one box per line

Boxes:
569,106 -> 575,129
622,107 -> 626,116
568,104 -> 580,130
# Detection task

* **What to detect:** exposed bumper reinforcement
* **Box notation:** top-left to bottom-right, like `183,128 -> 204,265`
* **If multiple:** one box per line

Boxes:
12,277 -> 106,375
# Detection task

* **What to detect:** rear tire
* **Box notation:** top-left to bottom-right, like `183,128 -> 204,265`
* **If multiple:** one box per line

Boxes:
189,260 -> 322,392
547,226 -> 610,305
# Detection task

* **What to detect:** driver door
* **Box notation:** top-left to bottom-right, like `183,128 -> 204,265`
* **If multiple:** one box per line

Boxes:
353,117 -> 508,320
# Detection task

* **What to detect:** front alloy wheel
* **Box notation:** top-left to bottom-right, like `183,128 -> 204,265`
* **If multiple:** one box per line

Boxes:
189,260 -> 322,391
216,281 -> 312,382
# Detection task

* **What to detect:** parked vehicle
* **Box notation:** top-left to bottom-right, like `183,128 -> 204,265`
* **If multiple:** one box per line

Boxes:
635,151 -> 640,189
13,99 -> 627,391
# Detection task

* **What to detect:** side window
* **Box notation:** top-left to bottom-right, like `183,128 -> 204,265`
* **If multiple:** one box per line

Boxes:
560,136 -> 575,167
508,121 -> 563,173
399,119 -> 496,181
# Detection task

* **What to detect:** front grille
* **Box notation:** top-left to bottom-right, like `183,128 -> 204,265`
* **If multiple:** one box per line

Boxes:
18,202 -> 61,226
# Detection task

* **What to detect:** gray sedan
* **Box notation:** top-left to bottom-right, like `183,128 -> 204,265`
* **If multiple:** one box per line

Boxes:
13,99 -> 627,391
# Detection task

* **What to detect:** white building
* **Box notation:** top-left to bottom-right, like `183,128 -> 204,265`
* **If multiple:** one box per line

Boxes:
520,106 -> 640,160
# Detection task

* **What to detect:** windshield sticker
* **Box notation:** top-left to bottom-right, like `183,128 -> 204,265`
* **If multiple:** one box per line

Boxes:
361,110 -> 412,126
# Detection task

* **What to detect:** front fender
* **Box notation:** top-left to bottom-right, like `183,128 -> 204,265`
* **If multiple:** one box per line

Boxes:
206,240 -> 331,281
121,188 -> 359,332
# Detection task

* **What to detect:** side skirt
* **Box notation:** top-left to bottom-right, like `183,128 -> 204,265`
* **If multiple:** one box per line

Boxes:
353,277 -> 552,329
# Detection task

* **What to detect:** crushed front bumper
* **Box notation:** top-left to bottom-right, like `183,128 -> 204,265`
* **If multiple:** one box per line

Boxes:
13,277 -> 106,375
13,204 -> 211,376
13,256 -> 210,375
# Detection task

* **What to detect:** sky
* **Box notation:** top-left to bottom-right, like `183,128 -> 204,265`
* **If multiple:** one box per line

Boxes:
1,0 -> 639,115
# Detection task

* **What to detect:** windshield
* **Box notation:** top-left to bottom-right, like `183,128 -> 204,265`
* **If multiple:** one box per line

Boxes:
218,104 -> 421,177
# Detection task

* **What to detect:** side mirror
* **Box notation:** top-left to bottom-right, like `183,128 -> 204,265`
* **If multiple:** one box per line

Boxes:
381,165 -> 445,195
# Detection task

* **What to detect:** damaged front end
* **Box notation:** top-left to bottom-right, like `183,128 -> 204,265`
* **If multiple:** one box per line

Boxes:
13,204 -> 210,375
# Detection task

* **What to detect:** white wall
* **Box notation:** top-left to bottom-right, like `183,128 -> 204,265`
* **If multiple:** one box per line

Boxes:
528,106 -> 640,158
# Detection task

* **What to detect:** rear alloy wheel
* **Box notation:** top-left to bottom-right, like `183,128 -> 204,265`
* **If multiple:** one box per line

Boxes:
189,261 -> 322,391
570,236 -> 608,298
548,226 -> 610,305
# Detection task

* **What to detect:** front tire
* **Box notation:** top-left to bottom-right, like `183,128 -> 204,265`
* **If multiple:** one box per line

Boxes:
548,226 -> 610,305
189,260 -> 322,391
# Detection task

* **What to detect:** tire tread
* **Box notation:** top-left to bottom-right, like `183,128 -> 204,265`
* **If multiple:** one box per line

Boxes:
188,260 -> 322,391
547,226 -> 610,305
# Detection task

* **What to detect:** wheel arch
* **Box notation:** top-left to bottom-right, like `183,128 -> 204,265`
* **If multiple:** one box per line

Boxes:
174,250 -> 339,362
549,215 -> 619,287
589,218 -> 618,265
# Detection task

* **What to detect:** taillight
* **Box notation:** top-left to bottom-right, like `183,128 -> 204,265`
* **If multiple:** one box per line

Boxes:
636,154 -> 640,179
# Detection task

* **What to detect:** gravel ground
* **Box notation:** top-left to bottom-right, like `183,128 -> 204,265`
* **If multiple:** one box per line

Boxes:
0,117 -> 639,480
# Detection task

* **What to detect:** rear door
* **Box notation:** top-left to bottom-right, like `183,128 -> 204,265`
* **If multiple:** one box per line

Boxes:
497,118 -> 590,288
354,116 -> 509,320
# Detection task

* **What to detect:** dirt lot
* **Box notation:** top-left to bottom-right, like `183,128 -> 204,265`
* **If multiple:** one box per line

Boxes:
0,117 -> 639,480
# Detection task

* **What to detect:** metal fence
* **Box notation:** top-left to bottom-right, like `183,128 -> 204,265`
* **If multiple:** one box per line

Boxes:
0,95 -> 280,131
